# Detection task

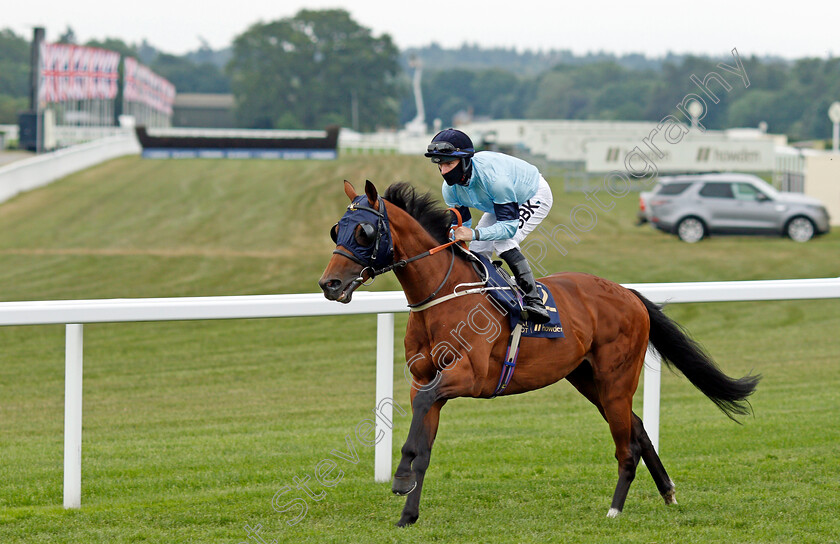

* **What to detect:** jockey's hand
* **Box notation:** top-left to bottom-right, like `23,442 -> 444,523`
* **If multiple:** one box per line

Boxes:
451,226 -> 474,242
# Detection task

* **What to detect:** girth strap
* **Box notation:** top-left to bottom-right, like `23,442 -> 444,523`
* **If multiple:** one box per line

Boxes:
492,322 -> 524,397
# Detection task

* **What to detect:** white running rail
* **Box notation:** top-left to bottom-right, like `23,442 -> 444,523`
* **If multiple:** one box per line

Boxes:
1,277 -> 839,509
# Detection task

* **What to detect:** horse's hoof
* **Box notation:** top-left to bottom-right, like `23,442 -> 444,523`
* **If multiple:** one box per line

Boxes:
663,480 -> 677,505
392,475 -> 417,496
606,508 -> 621,518
395,514 -> 418,527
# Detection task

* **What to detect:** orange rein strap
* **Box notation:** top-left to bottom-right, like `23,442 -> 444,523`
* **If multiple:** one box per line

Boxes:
362,207 -> 478,309
429,207 -> 469,255
371,207 -> 467,274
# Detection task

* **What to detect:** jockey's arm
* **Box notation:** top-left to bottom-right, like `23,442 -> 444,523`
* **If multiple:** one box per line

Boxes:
474,202 -> 519,241
450,203 -> 519,242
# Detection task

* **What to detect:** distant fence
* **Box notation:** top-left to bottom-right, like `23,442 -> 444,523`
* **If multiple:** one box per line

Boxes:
0,124 -> 131,150
1,277 -> 839,509
338,131 -> 400,155
0,124 -> 19,148
54,126 -> 132,148
0,133 -> 140,204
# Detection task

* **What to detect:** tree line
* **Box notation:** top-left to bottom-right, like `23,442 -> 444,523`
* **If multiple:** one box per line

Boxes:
2,11 -> 840,141
424,54 -> 840,142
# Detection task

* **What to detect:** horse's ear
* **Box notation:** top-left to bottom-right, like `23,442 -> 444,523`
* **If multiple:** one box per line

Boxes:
344,180 -> 357,201
364,180 -> 379,210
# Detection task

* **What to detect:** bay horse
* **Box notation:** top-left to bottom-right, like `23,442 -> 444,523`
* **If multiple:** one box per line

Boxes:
318,180 -> 759,527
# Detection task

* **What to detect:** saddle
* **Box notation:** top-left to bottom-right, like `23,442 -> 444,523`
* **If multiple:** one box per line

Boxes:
456,252 -> 564,396
471,253 -> 565,339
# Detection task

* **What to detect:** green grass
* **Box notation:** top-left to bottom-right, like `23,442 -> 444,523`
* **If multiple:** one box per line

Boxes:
1,155 -> 839,543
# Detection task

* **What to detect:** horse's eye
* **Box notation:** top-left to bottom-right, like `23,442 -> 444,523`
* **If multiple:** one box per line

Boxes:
329,223 -> 339,243
355,223 -> 376,247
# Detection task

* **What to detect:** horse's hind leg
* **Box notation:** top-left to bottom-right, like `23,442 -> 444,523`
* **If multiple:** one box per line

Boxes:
601,394 -> 639,517
631,413 -> 677,505
567,361 -> 674,516
566,363 -> 637,516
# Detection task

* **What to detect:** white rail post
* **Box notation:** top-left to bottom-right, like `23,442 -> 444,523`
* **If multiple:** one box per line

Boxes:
643,345 -> 662,453
374,313 -> 395,482
64,324 -> 84,509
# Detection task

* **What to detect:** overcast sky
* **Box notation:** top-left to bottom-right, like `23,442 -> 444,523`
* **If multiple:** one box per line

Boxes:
3,0 -> 836,60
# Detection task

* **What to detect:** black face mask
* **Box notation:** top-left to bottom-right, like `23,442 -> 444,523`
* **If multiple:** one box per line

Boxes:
442,158 -> 472,186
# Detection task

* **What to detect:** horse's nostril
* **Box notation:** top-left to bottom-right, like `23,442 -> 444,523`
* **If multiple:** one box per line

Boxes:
319,278 -> 342,293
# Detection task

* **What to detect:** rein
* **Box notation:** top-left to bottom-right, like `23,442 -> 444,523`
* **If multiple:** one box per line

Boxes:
359,237 -> 460,280
386,244 -> 513,313
333,196 -> 522,396
363,207 -> 466,276
337,203 -> 513,311
347,206 -> 481,309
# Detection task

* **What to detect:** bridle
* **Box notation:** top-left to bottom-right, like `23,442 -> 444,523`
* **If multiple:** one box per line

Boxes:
331,200 -> 477,308
331,198 -> 391,269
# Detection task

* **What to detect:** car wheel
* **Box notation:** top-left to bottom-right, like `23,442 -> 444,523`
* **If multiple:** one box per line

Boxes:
676,217 -> 705,243
786,216 -> 815,242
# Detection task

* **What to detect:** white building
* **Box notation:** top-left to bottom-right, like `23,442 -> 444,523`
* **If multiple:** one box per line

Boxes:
458,119 -> 786,173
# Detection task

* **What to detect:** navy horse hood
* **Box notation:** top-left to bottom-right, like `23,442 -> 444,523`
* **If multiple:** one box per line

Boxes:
331,195 -> 394,270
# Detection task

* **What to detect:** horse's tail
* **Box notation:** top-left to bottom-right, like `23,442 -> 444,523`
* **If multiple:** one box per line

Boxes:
630,289 -> 761,422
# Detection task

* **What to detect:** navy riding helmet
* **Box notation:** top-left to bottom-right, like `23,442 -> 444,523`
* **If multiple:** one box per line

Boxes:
330,195 -> 394,270
424,128 -> 475,186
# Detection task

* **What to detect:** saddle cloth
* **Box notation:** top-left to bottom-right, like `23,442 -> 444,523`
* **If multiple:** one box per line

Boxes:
473,254 -> 564,339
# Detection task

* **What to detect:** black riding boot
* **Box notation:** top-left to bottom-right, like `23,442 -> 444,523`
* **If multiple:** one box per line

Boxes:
500,248 -> 551,324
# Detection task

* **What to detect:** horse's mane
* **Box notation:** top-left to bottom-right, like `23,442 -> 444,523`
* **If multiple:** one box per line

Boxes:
383,182 -> 453,245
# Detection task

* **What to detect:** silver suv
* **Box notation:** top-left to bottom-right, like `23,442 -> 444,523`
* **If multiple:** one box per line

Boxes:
641,173 -> 830,243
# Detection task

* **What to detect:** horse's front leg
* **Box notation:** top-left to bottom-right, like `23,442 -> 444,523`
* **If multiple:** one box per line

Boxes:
392,385 -> 445,527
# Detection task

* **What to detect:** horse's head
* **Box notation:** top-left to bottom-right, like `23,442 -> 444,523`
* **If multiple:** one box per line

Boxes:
319,180 -> 394,303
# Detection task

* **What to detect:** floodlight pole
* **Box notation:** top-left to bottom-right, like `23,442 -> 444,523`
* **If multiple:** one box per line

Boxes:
31,27 -> 45,154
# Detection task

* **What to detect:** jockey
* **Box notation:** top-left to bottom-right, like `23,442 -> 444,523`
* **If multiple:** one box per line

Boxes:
425,128 -> 553,324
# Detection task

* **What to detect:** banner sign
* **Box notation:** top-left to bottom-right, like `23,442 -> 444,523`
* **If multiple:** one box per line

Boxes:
123,57 -> 177,115
39,43 -> 121,103
585,138 -> 776,173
